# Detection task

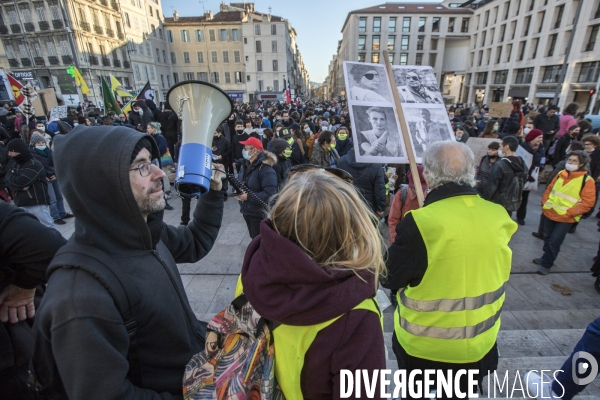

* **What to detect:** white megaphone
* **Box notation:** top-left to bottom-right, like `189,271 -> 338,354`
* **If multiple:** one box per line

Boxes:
167,81 -> 233,197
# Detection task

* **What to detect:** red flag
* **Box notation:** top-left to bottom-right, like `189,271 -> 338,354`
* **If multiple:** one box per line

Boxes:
7,74 -> 25,105
285,80 -> 291,105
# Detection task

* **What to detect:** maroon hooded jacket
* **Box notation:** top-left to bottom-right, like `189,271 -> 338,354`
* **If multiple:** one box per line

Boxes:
241,220 -> 386,400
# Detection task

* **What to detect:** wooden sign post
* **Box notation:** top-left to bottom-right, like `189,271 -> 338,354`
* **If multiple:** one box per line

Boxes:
382,50 -> 425,207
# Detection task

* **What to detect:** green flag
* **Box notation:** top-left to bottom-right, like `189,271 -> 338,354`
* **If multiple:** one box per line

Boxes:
102,77 -> 121,114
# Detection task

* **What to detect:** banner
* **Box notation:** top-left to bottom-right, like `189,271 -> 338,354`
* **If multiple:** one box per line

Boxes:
102,77 -> 121,114
7,74 -> 25,105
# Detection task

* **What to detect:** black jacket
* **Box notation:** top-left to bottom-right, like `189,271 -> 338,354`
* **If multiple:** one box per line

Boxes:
337,150 -> 386,213
231,131 -> 249,161
0,143 -> 8,188
533,113 -> 560,138
239,151 -> 278,218
157,111 -> 179,140
29,147 -> 56,177
272,155 -> 290,188
211,134 -> 231,161
552,134 -> 574,167
128,105 -> 153,132
32,126 -> 224,399
5,158 -> 49,207
290,140 -> 308,166
483,156 -> 526,206
336,138 -> 354,158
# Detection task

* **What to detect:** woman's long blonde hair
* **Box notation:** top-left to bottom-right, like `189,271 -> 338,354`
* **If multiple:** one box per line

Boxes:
269,169 -> 387,290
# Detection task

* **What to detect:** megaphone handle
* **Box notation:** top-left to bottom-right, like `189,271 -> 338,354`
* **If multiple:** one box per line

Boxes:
222,171 -> 269,209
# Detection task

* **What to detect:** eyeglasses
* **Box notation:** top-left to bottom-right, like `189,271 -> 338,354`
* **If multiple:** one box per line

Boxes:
406,75 -> 420,81
363,73 -> 378,80
288,164 -> 353,183
129,159 -> 160,177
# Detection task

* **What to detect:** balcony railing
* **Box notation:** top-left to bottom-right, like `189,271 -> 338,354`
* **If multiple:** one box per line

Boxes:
89,55 -> 99,65
80,21 -> 90,32
39,21 -> 50,31
52,19 -> 63,29
8,59 -> 19,67
61,55 -> 73,64
117,32 -> 124,40
106,28 -> 114,37
102,57 -> 111,66
94,25 -> 103,35
20,58 -> 32,66
34,56 -> 45,66
0,25 -> 8,34
112,58 -> 121,67
123,60 -> 130,68
111,1 -> 119,10
10,24 -> 21,33
48,56 -> 59,65
24,22 -> 35,32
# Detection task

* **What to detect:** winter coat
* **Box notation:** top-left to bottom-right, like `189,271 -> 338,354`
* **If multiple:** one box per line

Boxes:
483,156 -> 527,206
29,147 -> 56,177
211,134 -> 231,162
238,151 -> 278,218
32,126 -> 224,399
337,151 -> 386,213
231,132 -> 249,161
543,169 -> 596,223
157,111 -> 179,141
4,158 -> 49,207
272,155 -> 290,189
476,155 -> 499,194
336,138 -> 354,157
146,100 -> 161,122
242,219 -> 385,399
309,141 -> 340,168
290,140 -> 308,166
128,105 -> 153,131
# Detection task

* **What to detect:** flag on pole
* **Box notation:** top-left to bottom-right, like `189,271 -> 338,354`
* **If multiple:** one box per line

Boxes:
20,84 -> 38,124
102,77 -> 122,114
110,74 -> 133,98
67,66 -> 90,95
285,80 -> 291,105
121,81 -> 152,115
7,74 -> 25,105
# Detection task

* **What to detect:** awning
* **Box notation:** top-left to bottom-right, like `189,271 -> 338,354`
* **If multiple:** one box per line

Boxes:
535,92 -> 561,98
508,88 -> 529,97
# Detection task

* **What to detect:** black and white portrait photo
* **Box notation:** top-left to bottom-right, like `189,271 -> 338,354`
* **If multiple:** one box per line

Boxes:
344,62 -> 393,103
393,67 -> 444,104
350,105 -> 406,163
404,107 -> 453,159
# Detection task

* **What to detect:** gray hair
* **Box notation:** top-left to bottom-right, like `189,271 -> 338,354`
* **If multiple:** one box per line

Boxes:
422,141 -> 476,190
148,121 -> 161,134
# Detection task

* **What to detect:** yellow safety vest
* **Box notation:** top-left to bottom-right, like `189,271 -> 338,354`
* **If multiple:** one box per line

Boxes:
394,194 -> 516,363
543,173 -> 590,222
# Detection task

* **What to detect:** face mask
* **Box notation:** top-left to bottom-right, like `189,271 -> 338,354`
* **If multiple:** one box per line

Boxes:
338,134 -> 348,141
523,128 -> 531,134
35,145 -> 46,150
456,137 -> 462,141
498,149 -> 505,157
73,123 -> 79,126
493,126 -> 499,131
283,149 -> 292,158
137,108 -> 143,115
329,143 -> 336,150
36,126 -> 45,132
242,149 -> 251,160
304,127 -> 311,133
565,163 -> 578,172
236,129 -> 244,134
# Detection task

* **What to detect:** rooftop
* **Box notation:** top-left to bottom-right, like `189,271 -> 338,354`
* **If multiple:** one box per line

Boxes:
164,10 -> 284,25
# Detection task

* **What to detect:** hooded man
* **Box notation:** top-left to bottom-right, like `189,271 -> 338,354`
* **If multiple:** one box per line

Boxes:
128,100 -> 153,132
32,127 -> 225,399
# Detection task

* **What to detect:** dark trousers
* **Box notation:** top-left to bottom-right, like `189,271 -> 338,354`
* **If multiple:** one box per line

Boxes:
181,196 -> 191,225
243,214 -> 262,239
541,215 -> 573,269
516,190 -> 531,220
552,316 -> 600,399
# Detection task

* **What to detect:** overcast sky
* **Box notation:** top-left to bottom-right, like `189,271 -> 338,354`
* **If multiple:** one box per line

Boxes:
162,0 -> 443,83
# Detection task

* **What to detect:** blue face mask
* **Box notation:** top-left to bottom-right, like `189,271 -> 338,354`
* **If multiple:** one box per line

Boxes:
35,145 -> 47,150
242,149 -> 251,160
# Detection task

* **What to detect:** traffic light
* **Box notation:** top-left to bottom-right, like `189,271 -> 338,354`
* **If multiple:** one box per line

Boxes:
591,89 -> 596,95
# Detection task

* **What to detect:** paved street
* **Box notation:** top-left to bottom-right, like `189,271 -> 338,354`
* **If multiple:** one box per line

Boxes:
54,188 -> 600,398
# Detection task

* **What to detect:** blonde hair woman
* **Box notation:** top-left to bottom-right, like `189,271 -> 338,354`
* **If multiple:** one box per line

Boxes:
241,168 -> 387,399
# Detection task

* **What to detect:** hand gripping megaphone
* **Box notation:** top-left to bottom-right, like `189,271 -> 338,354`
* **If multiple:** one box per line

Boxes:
167,81 -> 233,198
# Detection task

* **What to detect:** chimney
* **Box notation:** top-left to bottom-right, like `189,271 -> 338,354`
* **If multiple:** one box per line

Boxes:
205,10 -> 213,20
173,10 -> 179,21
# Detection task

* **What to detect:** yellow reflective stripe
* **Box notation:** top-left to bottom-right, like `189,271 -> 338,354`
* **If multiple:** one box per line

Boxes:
400,282 -> 507,312
550,189 -> 579,204
400,306 -> 503,340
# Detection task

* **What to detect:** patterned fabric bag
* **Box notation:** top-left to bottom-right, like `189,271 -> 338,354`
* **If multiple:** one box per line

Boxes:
183,294 -> 285,400
161,148 -> 174,167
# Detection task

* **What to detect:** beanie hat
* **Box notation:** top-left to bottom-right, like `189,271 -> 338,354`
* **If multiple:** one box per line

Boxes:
134,100 -> 146,108
7,138 -> 29,154
525,128 -> 543,142
30,133 -> 46,146
271,138 -> 289,155
131,137 -> 155,164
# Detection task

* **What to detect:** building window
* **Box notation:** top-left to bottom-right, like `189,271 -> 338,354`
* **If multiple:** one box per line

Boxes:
223,51 -> 229,63
358,36 -> 366,50
504,1 -> 510,20
418,17 -> 426,32
183,51 -> 190,63
232,29 -> 239,41
271,24 -> 277,35
373,17 -> 381,32
417,35 -> 424,50
515,67 -> 534,83
481,31 -> 487,47
432,17 -> 440,32
183,72 -> 194,81
388,36 -> 396,51
220,29 -> 227,41
476,72 -> 488,84
273,79 -> 279,91
197,72 -> 208,82
448,18 -> 455,32
523,16 -> 531,36
401,35 -> 409,50
173,72 -> 179,84
388,53 -> 394,63
478,50 -> 483,66
151,24 -> 156,36
197,51 -> 204,63
211,51 -> 217,63
162,50 -> 166,63
461,18 -> 469,33
235,71 -> 243,83
211,72 -> 219,84
234,51 -> 240,63
484,10 -> 490,27
496,47 -> 502,63
256,41 -> 262,53
161,75 -> 164,87
372,35 -> 380,50
531,38 -> 539,58
578,62 -> 599,82
167,75 -> 171,86
170,51 -> 176,64
257,59 -> 262,71
273,59 -> 278,71
403,17 -> 411,32
431,38 -> 438,51
158,28 -> 162,38
181,30 -> 190,42
518,41 -> 526,60
547,33 -> 557,56
358,53 -> 366,62
196,29 -> 204,42
371,53 -> 379,63
542,65 -> 563,83
429,53 -> 437,68
493,70 -> 508,84
359,17 -> 367,32
538,11 -> 545,33
554,4 -> 564,29
416,53 -> 423,65
148,5 -> 153,16
225,72 -> 231,83
506,44 -> 512,62
400,53 -> 408,65
167,30 -> 173,42
244,38 -> 247,44
272,40 -> 277,52
586,25 -> 599,51
500,24 -> 506,42
389,17 -> 396,32
209,29 -> 215,41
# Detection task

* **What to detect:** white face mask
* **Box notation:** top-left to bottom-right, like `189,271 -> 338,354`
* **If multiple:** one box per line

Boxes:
73,123 -> 79,126
498,149 -> 505,157
523,128 -> 531,134
565,163 -> 579,172
36,126 -> 45,132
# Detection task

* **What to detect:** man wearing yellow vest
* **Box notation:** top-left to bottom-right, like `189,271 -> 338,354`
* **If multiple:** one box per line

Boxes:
534,151 -> 595,275
384,141 -> 517,397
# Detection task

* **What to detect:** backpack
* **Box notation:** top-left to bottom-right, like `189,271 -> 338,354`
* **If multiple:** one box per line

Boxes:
183,294 -> 284,400
56,121 -> 72,134
500,160 -> 525,212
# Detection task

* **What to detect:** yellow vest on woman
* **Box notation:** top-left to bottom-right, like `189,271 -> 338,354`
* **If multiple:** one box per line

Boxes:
543,173 -> 591,222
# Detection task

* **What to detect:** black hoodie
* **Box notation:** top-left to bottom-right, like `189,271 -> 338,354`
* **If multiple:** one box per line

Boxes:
337,150 -> 386,213
483,155 -> 527,206
32,126 -> 224,399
